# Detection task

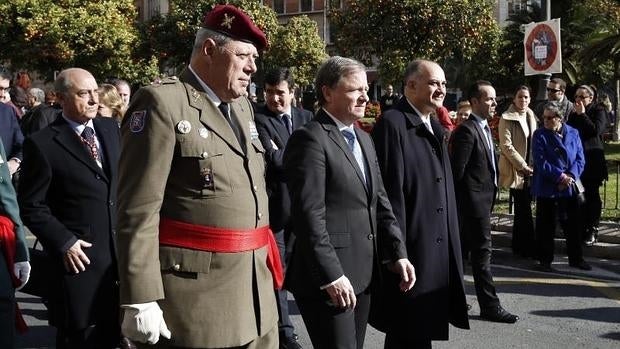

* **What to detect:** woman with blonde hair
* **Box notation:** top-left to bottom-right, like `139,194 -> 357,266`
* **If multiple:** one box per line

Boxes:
97,83 -> 125,124
498,85 -> 538,258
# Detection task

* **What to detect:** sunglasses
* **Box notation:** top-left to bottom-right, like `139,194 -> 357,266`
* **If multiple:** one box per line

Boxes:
546,88 -> 561,93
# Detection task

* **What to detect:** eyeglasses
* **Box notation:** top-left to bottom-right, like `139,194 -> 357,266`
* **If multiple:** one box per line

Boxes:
0,86 -> 9,93
574,94 -> 591,99
546,88 -> 561,93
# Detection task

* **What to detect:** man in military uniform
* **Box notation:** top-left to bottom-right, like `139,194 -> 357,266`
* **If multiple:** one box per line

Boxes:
117,5 -> 280,348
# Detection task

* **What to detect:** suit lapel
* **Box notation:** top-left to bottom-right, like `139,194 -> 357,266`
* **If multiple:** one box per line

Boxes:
181,70 -> 244,155
93,118 -> 117,180
399,99 -> 442,149
317,111 -> 368,193
52,118 -> 108,180
355,129 -> 373,197
469,117 -> 495,175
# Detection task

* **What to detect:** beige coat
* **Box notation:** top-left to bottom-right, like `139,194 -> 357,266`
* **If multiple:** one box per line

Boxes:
117,69 -> 276,348
498,104 -> 538,189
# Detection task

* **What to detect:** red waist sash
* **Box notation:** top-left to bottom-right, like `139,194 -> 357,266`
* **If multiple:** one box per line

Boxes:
159,218 -> 283,289
0,216 -> 27,333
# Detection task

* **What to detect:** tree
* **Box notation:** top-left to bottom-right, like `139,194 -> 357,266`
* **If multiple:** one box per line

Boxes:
0,0 -> 159,84
329,0 -> 502,89
138,0 -> 326,87
574,0 -> 620,139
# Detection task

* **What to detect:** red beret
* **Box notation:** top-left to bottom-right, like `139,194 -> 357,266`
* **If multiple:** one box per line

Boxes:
202,4 -> 268,51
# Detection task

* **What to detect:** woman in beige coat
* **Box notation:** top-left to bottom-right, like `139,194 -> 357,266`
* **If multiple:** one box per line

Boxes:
499,86 -> 538,257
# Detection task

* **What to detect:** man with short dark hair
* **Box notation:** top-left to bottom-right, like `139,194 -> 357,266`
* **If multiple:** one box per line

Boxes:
284,56 -> 414,349
254,67 -> 312,349
379,84 -> 400,112
18,67 -> 122,348
450,80 -> 518,324
535,77 -> 573,120
0,69 -> 24,176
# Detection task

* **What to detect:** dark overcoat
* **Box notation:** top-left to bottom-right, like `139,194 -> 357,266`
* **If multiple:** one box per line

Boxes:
566,103 -> 608,183
18,116 -> 120,330
371,98 -> 469,340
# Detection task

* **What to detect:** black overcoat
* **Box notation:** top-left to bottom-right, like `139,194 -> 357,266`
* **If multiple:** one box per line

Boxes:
18,115 -> 120,330
371,98 -> 469,340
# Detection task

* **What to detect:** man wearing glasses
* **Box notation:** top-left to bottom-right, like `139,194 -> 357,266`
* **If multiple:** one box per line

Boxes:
536,77 -> 574,121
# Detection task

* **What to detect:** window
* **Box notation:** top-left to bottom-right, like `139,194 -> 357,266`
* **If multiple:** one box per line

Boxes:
301,0 -> 313,12
273,0 -> 284,14
507,0 -> 529,16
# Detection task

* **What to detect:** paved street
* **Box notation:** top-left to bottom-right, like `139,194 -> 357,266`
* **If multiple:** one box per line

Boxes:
15,246 -> 620,348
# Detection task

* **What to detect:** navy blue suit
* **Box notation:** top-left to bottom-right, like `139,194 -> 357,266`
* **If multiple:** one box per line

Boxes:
254,105 -> 312,340
0,102 -> 24,161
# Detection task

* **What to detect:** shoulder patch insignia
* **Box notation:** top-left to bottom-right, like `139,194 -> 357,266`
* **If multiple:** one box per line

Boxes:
129,110 -> 147,133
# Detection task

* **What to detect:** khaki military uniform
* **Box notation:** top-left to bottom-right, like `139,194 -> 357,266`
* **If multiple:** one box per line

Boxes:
117,69 -> 277,348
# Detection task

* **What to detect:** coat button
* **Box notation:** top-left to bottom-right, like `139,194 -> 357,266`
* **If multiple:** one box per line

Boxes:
436,207 -> 444,213
436,177 -> 443,182
95,174 -> 101,180
109,200 -> 114,206
201,152 -> 208,159
112,229 -> 116,235
367,234 -> 374,240
258,212 -> 263,220
173,264 -> 181,271
436,237 -> 443,244
253,185 -> 258,191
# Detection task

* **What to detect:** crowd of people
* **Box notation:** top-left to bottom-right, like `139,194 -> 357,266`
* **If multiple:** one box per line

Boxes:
0,4 -> 615,349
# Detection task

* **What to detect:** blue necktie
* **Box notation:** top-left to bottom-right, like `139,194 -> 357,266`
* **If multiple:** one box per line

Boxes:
341,129 -> 366,183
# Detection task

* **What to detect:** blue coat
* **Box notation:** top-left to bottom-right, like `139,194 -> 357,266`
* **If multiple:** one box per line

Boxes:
531,124 -> 585,198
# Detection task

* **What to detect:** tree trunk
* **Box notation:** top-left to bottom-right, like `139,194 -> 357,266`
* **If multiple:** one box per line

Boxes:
615,77 -> 620,141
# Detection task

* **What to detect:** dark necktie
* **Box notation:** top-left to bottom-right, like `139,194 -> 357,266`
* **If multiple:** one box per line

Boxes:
81,126 -> 100,165
282,113 -> 292,135
483,124 -> 497,186
218,102 -> 243,148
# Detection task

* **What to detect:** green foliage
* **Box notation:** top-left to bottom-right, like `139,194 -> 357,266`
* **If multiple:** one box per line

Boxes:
137,0 -> 325,86
263,16 -> 327,86
0,0 -> 159,84
330,0 -> 502,88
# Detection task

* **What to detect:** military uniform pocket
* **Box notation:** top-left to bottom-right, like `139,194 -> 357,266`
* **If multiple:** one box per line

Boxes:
177,137 -> 232,197
159,246 -> 212,274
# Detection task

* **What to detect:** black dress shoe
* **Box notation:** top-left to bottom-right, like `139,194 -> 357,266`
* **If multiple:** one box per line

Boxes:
280,335 -> 303,349
569,260 -> 592,271
480,306 -> 519,323
536,262 -> 555,273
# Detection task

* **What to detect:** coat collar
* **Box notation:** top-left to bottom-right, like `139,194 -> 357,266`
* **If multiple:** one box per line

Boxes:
50,117 -> 110,180
315,110 -> 371,195
180,69 -> 247,155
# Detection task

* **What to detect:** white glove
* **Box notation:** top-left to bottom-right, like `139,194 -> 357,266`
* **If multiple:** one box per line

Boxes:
121,301 -> 171,344
13,261 -> 31,291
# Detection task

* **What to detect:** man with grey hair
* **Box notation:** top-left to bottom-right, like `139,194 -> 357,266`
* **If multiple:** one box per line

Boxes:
372,59 -> 469,348
283,56 -> 415,349
117,4 -> 281,348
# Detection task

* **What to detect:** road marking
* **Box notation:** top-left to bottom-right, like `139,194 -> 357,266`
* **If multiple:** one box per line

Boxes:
464,264 -> 620,302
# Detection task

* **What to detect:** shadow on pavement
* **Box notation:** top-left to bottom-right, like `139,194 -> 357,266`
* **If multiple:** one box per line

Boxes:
531,307 -> 620,324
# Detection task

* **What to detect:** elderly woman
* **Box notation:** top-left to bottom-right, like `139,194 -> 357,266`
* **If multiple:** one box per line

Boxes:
531,102 -> 590,271
499,86 -> 538,258
566,85 -> 608,246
